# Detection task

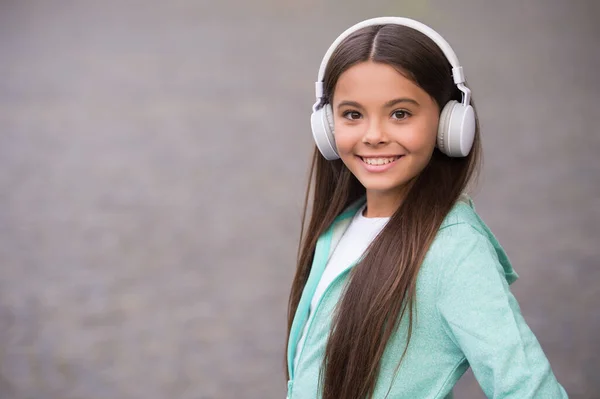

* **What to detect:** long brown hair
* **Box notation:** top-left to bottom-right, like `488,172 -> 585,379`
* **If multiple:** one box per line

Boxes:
286,24 -> 482,398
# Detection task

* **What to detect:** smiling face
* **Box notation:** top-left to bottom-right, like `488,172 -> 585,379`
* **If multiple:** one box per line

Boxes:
332,61 -> 441,210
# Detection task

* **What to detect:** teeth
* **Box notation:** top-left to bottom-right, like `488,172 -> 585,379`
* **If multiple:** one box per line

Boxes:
362,157 -> 399,165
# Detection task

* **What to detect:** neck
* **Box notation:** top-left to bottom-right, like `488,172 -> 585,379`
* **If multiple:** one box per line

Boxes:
363,187 -> 409,218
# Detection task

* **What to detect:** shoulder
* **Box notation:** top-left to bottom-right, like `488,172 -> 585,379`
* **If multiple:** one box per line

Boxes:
432,199 -> 490,253
425,198 -> 518,288
439,196 -> 485,233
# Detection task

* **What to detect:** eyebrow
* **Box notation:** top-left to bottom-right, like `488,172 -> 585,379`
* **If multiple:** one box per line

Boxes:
336,97 -> 420,110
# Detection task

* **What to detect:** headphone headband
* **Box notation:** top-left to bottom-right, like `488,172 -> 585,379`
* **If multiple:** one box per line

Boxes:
314,17 -> 470,110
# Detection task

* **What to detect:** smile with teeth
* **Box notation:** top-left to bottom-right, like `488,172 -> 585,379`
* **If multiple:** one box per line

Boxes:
360,156 -> 401,165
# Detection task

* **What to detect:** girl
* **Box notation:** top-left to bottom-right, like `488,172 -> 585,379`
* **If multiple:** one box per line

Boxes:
285,17 -> 568,399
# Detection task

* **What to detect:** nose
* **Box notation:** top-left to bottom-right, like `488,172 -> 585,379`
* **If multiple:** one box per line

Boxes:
362,120 -> 388,145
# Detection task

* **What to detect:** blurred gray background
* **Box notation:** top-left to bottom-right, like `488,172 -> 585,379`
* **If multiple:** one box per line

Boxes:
0,0 -> 598,398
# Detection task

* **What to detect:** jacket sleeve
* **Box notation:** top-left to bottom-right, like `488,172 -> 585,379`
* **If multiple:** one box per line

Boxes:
436,224 -> 568,398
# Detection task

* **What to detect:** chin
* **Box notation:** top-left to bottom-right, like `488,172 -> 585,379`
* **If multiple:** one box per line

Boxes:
359,179 -> 409,195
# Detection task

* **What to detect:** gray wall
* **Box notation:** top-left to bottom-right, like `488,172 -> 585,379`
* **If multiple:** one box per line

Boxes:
0,0 -> 598,398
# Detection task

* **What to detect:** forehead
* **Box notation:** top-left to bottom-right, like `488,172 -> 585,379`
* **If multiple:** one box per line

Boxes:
333,61 -> 430,105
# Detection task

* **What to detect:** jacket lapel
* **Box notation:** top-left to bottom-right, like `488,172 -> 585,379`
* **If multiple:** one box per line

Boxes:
287,198 -> 365,377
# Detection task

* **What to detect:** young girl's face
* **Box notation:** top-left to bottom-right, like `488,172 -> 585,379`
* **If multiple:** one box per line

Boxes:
332,61 -> 440,202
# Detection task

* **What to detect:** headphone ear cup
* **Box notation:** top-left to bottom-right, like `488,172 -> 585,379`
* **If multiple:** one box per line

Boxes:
437,101 -> 455,156
437,100 -> 475,157
310,104 -> 339,160
324,104 -> 335,134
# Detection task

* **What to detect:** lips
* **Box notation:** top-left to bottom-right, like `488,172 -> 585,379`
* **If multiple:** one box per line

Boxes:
357,155 -> 404,173
360,156 -> 401,165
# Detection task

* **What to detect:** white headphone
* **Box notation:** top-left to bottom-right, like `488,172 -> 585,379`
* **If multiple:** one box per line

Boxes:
310,17 -> 476,160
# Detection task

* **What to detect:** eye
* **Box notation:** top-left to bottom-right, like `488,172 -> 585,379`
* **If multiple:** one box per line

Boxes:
391,110 -> 411,120
342,110 -> 362,121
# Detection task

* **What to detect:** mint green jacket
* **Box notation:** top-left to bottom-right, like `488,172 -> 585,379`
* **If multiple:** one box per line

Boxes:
286,198 -> 568,398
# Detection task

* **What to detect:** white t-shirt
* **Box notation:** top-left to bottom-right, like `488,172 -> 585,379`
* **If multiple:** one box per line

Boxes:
293,204 -> 390,370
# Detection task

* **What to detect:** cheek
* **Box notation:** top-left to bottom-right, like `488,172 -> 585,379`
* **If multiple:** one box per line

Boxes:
333,126 -> 359,154
402,119 -> 438,153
